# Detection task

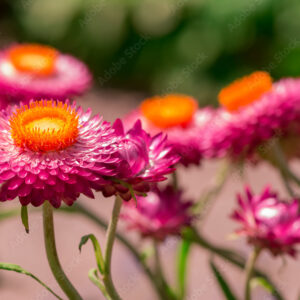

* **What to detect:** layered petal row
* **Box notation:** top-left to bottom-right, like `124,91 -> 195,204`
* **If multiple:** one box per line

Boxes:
232,186 -> 300,256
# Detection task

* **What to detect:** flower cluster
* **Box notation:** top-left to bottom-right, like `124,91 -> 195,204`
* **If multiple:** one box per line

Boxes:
1,40 -> 300,300
203,72 -> 300,161
0,99 -> 179,207
124,94 -> 215,166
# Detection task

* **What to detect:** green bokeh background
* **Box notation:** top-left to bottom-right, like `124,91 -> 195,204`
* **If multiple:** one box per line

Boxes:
1,0 -> 300,105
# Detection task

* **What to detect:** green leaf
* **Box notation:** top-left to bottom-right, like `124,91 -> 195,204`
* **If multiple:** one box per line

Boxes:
177,239 -> 191,299
88,268 -> 111,299
0,262 -> 63,300
0,208 -> 19,221
140,246 -> 154,262
210,260 -> 237,300
251,276 -> 280,297
79,234 -> 105,274
183,228 -> 284,300
21,206 -> 29,233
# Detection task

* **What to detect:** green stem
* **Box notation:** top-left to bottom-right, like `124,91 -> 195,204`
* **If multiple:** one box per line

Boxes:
176,240 -> 191,300
271,140 -> 300,194
181,227 -> 283,300
153,241 -> 164,287
42,201 -> 82,300
0,208 -> 19,221
245,247 -> 261,300
195,160 -> 230,220
60,205 -> 283,300
279,169 -> 295,198
172,171 -> 178,191
60,203 -> 167,300
102,196 -> 123,300
88,268 -> 111,300
153,242 -> 177,300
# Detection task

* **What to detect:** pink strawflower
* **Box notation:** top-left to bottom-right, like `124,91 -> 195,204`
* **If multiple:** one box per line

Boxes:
231,186 -> 300,256
100,119 -> 180,201
0,100 -> 121,208
204,72 -> 300,160
121,185 -> 193,240
0,44 -> 91,104
124,94 -> 215,166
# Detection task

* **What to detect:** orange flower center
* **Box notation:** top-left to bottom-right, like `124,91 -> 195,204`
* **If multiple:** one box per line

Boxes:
8,44 -> 58,76
10,100 -> 79,152
218,71 -> 273,111
141,94 -> 198,129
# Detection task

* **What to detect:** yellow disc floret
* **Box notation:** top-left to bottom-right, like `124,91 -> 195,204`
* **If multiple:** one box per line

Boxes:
10,100 -> 79,152
218,71 -> 273,111
141,94 -> 198,129
8,44 -> 58,76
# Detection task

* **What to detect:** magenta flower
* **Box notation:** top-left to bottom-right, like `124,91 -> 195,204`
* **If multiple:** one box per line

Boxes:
121,185 -> 193,240
100,119 -> 180,201
0,44 -> 91,104
0,99 -> 121,208
204,72 -> 300,160
124,94 -> 215,166
231,186 -> 300,256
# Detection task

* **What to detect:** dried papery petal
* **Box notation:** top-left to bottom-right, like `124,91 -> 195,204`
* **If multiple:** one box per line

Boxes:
231,186 -> 300,256
124,94 -> 215,166
204,74 -> 300,160
121,185 -> 194,240
0,99 -> 121,207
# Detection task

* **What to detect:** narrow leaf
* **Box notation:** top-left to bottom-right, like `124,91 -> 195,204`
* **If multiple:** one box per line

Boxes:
183,228 -> 284,300
177,239 -> 191,299
88,268 -> 111,299
79,234 -> 105,274
0,262 -> 62,300
21,206 -> 29,233
0,208 -> 19,221
251,277 -> 281,297
210,260 -> 237,300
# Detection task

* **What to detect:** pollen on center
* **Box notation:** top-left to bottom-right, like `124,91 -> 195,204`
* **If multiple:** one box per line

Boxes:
10,100 -> 79,152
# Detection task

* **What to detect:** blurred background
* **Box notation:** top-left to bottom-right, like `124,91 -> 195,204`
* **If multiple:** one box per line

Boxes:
0,1 -> 300,299
1,0 -> 300,105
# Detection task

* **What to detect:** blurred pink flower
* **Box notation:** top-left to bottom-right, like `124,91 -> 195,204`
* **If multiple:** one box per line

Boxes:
205,72 -> 300,160
231,186 -> 300,256
0,43 -> 91,105
124,94 -> 215,166
121,185 -> 193,240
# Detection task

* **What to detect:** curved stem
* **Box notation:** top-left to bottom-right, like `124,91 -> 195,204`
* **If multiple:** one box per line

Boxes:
153,242 -> 177,300
172,171 -> 178,191
182,227 -> 284,300
88,268 -> 111,299
195,160 -> 230,221
60,205 -> 284,300
102,195 -> 123,300
245,247 -> 261,300
42,201 -> 82,300
60,203 -> 167,300
279,169 -> 295,198
153,241 -> 164,287
271,140 -> 300,195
